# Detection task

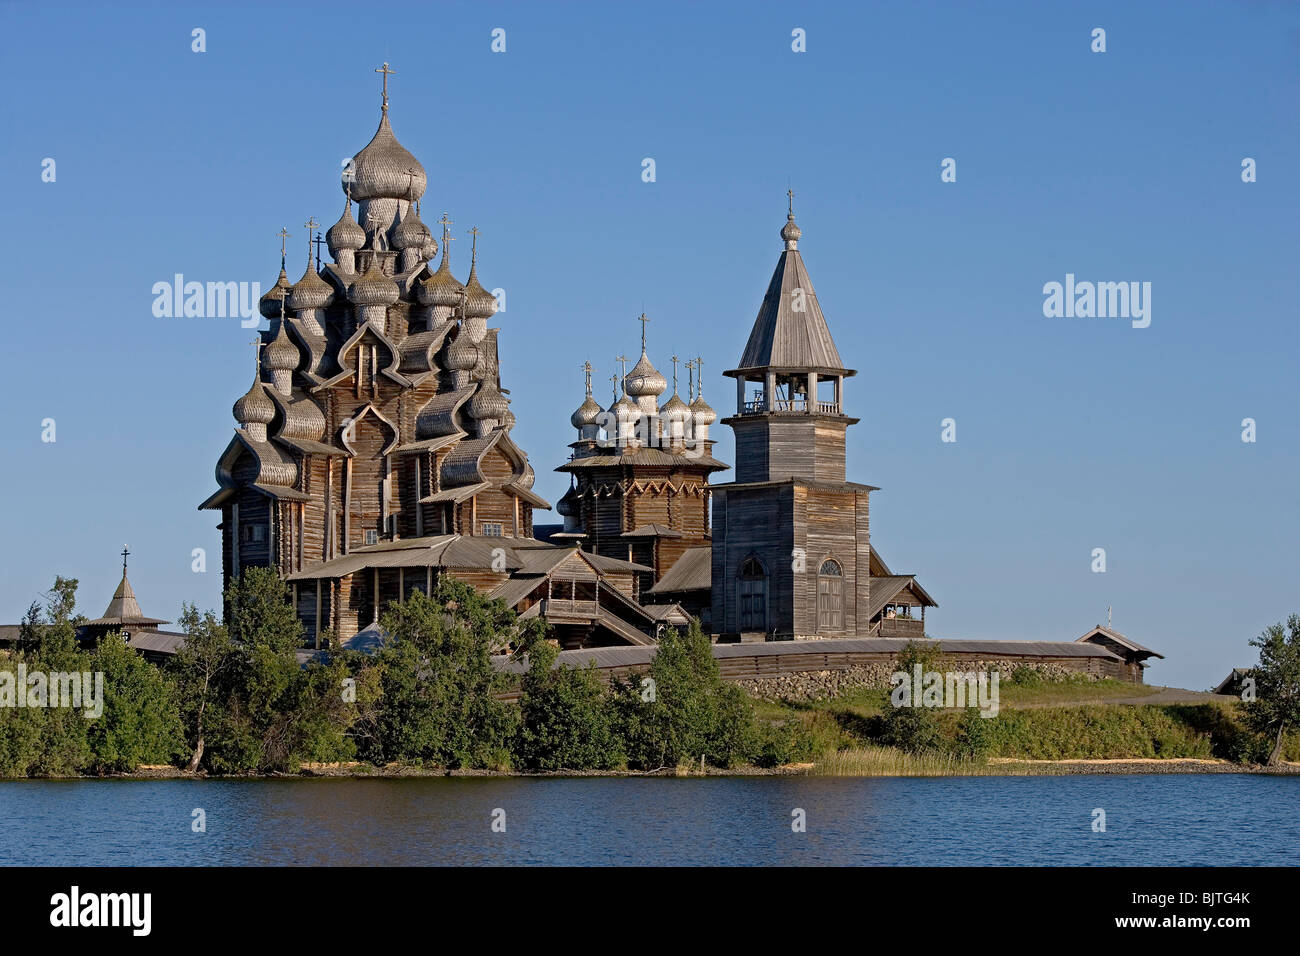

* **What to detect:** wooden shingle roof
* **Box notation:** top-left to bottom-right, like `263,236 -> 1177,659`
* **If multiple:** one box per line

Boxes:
729,214 -> 853,376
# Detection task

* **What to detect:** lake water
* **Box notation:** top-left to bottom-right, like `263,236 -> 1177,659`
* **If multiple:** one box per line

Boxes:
1,774 -> 1296,866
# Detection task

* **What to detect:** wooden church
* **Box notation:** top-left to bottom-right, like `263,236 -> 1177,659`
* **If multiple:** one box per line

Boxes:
555,197 -> 937,640
200,66 -> 664,650
201,65 -> 935,649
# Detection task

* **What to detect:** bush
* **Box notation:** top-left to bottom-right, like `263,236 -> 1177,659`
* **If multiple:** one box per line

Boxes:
612,620 -> 758,769
879,641 -> 944,754
515,638 -> 622,771
951,706 -> 995,759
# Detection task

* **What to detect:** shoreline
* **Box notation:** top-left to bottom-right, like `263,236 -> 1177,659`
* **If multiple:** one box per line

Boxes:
3,758 -> 1298,781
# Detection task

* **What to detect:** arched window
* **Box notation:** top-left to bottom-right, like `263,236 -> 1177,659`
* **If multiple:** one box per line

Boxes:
818,559 -> 843,631
738,557 -> 767,632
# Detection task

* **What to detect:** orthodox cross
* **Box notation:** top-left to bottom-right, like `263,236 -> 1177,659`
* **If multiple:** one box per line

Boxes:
787,187 -> 795,217
311,232 -> 327,271
276,226 -> 291,267
582,360 -> 593,396
438,213 -> 453,244
366,210 -> 387,252
121,545 -> 130,576
375,62 -> 395,113
609,373 -> 619,401
303,217 -> 320,266
671,354 -> 679,393
695,355 -> 705,397
468,227 -> 481,266
637,312 -> 650,352
250,336 -> 264,376
685,358 -> 695,401
615,354 -> 629,389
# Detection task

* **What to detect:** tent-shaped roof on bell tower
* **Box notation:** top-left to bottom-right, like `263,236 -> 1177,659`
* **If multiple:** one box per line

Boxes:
726,196 -> 855,379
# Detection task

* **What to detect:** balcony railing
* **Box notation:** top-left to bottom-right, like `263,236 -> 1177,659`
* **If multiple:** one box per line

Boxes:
879,617 -> 925,638
541,598 -> 598,618
740,398 -> 841,415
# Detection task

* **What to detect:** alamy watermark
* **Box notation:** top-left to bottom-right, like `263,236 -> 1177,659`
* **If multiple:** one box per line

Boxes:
0,666 -> 104,718
1042,274 -> 1151,329
152,275 -> 261,326
890,664 -> 1000,717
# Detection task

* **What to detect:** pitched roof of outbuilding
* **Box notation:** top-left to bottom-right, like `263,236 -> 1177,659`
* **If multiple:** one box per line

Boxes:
1076,625 -> 1164,659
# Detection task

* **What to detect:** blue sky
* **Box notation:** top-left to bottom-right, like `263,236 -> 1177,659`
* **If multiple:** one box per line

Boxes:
1,1 -> 1296,688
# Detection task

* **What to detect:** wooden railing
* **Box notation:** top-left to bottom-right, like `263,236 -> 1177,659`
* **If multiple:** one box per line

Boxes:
541,598 -> 598,617
879,617 -> 925,638
740,399 -> 841,415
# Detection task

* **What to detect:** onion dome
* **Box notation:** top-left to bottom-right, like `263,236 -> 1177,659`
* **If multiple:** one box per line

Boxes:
659,391 -> 691,425
690,394 -> 717,426
781,195 -> 802,248
346,111 -> 427,202
233,378 -> 275,428
781,215 -> 802,246
418,252 -> 463,308
258,267 -> 292,319
264,321 -> 298,373
327,196 -> 366,255
625,352 -> 667,398
556,483 -> 580,518
611,393 -> 639,419
463,264 -> 497,319
392,204 -> 431,252
348,258 -> 399,307
468,379 -> 509,421
571,394 -> 603,429
289,263 -> 335,311
445,334 -> 479,372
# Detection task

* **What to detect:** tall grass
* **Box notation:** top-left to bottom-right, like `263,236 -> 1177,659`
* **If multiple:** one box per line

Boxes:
811,746 -> 1015,777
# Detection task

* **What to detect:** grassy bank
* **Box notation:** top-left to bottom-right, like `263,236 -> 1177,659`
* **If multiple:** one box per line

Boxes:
749,673 -> 1300,773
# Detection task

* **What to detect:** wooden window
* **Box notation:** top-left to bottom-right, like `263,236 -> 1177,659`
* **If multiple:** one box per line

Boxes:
241,524 -> 266,544
365,529 -> 379,546
738,557 -> 767,632
480,522 -> 503,537
818,559 -> 843,631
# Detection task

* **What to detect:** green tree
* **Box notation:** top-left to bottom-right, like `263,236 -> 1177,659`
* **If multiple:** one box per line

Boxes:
86,633 -> 184,773
879,641 -> 944,754
226,566 -> 302,654
373,579 -> 519,768
515,636 -> 621,770
171,605 -> 238,772
1,577 -> 92,776
952,706 -> 995,759
613,620 -> 756,770
1243,614 -> 1300,766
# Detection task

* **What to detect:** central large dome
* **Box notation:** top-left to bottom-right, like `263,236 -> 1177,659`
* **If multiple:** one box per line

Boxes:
345,112 -> 427,202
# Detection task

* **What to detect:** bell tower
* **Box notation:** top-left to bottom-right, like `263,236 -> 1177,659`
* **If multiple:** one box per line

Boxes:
711,198 -> 874,640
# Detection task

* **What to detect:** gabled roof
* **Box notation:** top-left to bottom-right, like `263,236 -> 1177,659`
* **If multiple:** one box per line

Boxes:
1076,625 -> 1164,660
867,575 -> 938,621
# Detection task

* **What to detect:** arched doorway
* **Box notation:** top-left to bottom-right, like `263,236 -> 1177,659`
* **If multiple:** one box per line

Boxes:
738,556 -> 767,632
818,558 -> 843,631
